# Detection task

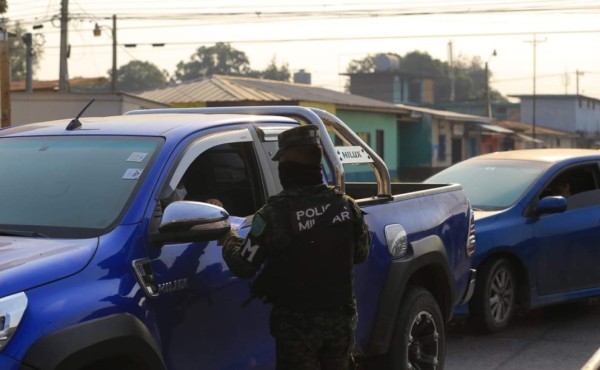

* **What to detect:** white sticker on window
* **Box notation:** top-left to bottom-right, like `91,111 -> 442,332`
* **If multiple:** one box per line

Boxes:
123,168 -> 144,180
127,152 -> 149,162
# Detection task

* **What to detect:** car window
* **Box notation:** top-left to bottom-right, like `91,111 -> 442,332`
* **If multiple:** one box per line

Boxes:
541,163 -> 600,210
0,136 -> 161,237
426,159 -> 549,210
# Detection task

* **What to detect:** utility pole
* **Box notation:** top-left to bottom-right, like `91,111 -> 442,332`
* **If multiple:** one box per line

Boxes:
485,49 -> 497,118
23,33 -> 33,93
0,28 -> 10,127
448,41 -> 455,102
525,34 -> 546,144
576,69 -> 584,95
58,0 -> 69,92
111,14 -> 117,92
94,15 -> 118,92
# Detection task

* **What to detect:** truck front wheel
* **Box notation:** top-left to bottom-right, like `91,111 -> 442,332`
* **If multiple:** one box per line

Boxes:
386,286 -> 445,370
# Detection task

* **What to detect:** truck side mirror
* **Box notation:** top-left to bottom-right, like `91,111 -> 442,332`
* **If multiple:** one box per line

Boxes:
535,196 -> 567,216
151,201 -> 230,246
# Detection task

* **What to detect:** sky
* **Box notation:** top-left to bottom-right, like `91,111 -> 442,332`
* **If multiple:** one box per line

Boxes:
5,0 -> 600,100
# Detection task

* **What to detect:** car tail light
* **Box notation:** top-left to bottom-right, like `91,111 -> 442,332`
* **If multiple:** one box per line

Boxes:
466,205 -> 476,257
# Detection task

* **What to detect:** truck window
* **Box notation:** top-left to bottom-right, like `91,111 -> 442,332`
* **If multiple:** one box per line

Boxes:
0,136 -> 161,238
168,141 -> 265,217
160,128 -> 266,218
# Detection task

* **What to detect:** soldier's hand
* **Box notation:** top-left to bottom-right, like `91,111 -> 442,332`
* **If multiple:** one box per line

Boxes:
217,228 -> 236,246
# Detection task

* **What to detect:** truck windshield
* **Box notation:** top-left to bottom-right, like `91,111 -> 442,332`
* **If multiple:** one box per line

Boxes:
425,159 -> 549,210
0,136 -> 161,238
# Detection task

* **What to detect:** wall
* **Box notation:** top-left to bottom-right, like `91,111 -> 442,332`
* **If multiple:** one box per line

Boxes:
431,118 -> 453,168
336,109 -> 398,181
397,116 -> 433,181
519,97 -> 576,132
349,74 -> 394,103
574,97 -> 600,133
10,92 -> 167,126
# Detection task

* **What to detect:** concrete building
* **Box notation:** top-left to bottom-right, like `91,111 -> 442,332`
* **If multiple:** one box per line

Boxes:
513,94 -> 600,135
10,92 -> 168,126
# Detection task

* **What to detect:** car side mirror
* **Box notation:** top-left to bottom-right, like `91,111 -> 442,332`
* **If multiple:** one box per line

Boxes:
535,196 -> 567,216
151,201 -> 231,246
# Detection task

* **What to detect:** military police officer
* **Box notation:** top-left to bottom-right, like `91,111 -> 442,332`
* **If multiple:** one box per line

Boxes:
219,124 -> 371,369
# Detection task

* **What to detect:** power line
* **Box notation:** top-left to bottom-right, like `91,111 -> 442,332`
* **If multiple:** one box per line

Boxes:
7,2 -> 600,27
36,27 -> 600,48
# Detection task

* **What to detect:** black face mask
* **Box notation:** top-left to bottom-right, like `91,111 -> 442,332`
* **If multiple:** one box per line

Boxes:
278,161 -> 323,189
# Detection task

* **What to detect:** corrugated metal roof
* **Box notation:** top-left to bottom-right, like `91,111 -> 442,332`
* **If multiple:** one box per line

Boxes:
395,103 -> 492,124
10,77 -> 109,92
479,123 -> 514,134
139,75 -> 408,113
497,120 -> 576,137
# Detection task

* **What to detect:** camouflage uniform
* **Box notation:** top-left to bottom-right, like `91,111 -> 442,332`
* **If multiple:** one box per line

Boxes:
221,184 -> 370,369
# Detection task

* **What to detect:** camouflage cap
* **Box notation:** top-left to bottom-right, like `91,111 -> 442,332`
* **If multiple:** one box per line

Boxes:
271,125 -> 322,161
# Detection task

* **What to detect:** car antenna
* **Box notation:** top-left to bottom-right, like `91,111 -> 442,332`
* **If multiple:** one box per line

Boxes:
66,99 -> 95,131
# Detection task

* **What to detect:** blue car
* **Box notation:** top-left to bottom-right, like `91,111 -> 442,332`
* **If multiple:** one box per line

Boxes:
425,148 -> 600,332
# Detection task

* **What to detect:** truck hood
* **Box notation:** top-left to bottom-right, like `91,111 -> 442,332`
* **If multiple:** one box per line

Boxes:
0,237 -> 98,297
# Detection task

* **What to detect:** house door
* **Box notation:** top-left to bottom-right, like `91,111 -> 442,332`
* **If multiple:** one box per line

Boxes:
451,138 -> 463,164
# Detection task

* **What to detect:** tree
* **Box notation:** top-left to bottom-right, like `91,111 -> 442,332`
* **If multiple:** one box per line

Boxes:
117,60 -> 169,92
260,56 -> 290,82
3,21 -> 45,81
0,0 -> 6,14
174,42 -> 254,82
346,54 -> 377,74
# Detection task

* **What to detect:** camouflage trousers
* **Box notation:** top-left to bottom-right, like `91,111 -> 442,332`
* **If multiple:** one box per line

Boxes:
270,303 -> 357,370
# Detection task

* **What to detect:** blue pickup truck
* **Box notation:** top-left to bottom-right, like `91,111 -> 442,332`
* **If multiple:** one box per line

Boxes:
0,106 -> 474,370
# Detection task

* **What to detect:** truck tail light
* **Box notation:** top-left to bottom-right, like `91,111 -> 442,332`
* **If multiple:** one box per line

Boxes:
466,206 -> 476,257
0,292 -> 28,350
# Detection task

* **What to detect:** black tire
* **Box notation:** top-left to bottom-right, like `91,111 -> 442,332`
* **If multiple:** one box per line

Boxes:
79,356 -> 144,370
386,286 -> 446,370
469,258 -> 516,333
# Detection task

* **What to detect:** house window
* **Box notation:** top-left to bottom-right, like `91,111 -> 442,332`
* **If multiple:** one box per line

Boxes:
393,76 -> 401,104
376,130 -> 384,159
357,132 -> 371,146
438,134 -> 446,161
334,135 -> 343,146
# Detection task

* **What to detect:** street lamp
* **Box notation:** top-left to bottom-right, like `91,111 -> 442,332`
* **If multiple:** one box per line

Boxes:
485,49 -> 497,119
93,14 -> 117,92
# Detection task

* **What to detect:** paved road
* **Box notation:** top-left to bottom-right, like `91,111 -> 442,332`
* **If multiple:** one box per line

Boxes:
446,299 -> 600,370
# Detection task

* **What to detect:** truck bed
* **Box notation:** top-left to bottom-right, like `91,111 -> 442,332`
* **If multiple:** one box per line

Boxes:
346,182 -> 464,204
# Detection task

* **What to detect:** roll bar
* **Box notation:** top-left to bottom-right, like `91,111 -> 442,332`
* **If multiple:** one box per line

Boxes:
127,106 -> 391,197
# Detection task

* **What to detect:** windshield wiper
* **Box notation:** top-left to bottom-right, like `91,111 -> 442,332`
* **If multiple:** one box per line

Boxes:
0,229 -> 48,238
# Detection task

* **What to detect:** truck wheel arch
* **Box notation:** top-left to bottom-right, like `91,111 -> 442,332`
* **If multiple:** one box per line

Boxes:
366,235 -> 454,356
22,313 -> 166,370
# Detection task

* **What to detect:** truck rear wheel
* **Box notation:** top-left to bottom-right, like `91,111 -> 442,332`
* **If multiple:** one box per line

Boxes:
386,286 -> 445,370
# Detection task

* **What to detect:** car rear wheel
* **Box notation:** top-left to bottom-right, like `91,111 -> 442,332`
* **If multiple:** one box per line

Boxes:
470,258 -> 516,332
386,286 -> 445,370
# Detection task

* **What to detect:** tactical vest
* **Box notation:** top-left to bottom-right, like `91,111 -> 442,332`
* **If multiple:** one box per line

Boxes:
264,190 -> 356,310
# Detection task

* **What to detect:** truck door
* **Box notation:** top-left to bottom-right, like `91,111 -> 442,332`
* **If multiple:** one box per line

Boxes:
141,128 -> 275,370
